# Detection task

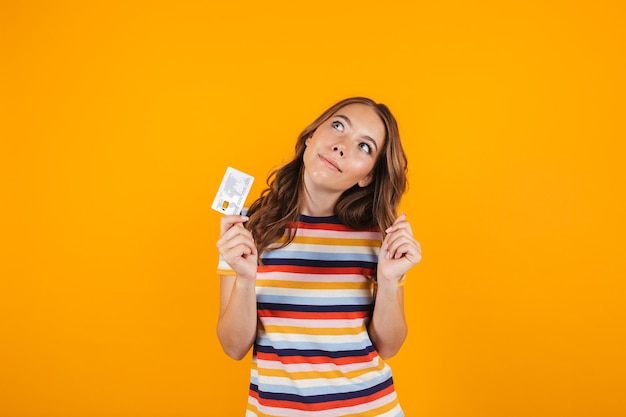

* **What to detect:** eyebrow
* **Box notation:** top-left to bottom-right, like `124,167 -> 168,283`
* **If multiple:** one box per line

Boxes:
334,114 -> 379,152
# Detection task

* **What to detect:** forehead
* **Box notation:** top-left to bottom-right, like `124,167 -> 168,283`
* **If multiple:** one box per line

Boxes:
331,103 -> 386,144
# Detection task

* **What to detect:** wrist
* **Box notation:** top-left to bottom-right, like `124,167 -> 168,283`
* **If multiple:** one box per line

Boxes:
235,274 -> 257,289
377,273 -> 406,289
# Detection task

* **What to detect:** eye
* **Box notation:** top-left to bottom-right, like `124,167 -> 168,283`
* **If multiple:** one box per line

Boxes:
331,120 -> 344,132
359,142 -> 372,154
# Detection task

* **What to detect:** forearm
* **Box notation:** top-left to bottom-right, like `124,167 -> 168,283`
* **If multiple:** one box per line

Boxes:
368,280 -> 407,359
217,276 -> 258,360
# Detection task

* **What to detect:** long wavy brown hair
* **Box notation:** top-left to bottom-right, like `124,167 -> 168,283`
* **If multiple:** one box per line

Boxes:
246,97 -> 408,258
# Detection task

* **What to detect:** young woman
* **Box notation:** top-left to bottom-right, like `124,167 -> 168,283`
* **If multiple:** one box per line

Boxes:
216,97 -> 422,416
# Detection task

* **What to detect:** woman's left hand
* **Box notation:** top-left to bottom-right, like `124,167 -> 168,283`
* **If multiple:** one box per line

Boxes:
377,213 -> 422,285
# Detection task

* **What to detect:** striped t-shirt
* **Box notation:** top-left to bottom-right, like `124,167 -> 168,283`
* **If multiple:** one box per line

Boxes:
217,215 -> 404,417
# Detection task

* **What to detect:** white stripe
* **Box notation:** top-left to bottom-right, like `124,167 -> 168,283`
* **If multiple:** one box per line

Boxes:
257,272 -> 373,282
258,332 -> 371,345
257,358 -> 382,374
256,287 -> 372,298
324,394 -> 400,417
254,369 -> 388,389
293,228 -> 381,240
248,390 -> 400,417
274,242 -> 380,255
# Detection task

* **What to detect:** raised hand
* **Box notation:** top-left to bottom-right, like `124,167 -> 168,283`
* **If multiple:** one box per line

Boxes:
377,213 -> 422,285
216,215 -> 258,280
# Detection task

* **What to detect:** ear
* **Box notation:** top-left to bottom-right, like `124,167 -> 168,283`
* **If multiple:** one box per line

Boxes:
358,172 -> 373,188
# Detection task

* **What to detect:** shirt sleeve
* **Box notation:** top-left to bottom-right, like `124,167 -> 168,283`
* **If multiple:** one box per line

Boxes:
216,253 -> 236,276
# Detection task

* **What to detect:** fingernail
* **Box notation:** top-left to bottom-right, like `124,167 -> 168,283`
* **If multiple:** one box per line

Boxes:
385,226 -> 393,233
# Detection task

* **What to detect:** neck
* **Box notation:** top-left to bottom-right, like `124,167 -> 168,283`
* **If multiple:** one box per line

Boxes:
300,185 -> 339,217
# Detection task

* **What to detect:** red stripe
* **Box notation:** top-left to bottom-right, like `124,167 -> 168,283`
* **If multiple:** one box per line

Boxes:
286,221 -> 379,233
257,350 -> 377,366
257,310 -> 368,320
257,265 -> 376,275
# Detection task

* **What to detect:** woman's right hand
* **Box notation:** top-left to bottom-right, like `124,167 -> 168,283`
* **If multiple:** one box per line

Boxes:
216,215 -> 258,281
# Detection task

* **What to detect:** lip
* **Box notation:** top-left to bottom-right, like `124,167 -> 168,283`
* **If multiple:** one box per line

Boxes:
318,154 -> 342,172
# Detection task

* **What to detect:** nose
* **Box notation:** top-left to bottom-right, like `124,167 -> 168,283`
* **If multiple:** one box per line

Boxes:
332,145 -> 344,157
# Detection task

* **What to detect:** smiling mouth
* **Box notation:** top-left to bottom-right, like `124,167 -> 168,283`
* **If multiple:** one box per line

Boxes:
319,154 -> 342,172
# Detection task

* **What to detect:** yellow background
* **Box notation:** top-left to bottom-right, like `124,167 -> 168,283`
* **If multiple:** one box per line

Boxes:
1,1 -> 625,416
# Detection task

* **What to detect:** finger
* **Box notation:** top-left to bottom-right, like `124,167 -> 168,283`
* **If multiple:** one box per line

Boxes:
385,214 -> 413,235
394,243 -> 411,259
383,228 -> 415,254
220,214 -> 250,235
220,231 -> 255,250
221,238 -> 258,265
384,215 -> 403,233
218,231 -> 257,256
387,238 -> 420,260
219,222 -> 253,246
392,241 -> 422,262
224,243 -> 254,262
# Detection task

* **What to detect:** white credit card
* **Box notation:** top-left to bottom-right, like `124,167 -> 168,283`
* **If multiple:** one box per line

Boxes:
211,167 -> 255,215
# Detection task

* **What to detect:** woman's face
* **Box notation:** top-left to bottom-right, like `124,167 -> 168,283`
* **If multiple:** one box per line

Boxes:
303,103 -> 386,195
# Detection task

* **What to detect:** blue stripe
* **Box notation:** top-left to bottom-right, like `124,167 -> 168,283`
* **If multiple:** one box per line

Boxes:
256,338 -> 373,352
262,258 -> 377,269
256,295 -> 373,306
262,250 -> 378,262
256,344 -> 375,358
298,215 -> 342,224
251,377 -> 394,403
249,372 -> 393,397
257,302 -> 372,313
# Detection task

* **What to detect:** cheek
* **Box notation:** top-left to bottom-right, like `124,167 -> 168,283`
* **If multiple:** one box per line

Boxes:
356,154 -> 377,170
348,161 -> 374,180
302,145 -> 315,167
